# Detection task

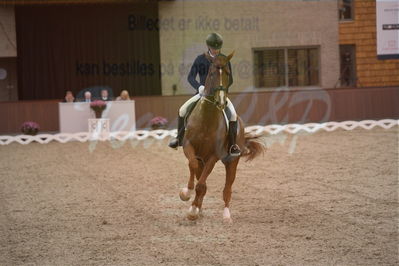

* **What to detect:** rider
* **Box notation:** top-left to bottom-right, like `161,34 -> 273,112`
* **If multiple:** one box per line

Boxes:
168,32 -> 241,157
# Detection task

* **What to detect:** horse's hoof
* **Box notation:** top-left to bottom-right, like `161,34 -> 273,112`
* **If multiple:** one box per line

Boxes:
187,213 -> 199,220
223,207 -> 232,224
187,206 -> 199,220
179,188 -> 193,201
223,217 -> 233,224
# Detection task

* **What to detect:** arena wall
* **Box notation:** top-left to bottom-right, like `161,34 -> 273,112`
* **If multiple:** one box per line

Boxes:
0,87 -> 397,134
158,0 -> 340,95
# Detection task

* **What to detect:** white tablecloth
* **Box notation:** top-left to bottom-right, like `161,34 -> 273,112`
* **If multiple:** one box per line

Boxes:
59,101 -> 136,133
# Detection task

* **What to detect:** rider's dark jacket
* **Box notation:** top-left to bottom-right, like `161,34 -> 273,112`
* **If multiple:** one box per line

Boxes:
187,52 -> 233,93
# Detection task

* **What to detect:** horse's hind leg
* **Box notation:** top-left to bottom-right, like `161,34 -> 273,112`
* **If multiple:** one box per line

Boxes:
195,161 -> 205,210
222,158 -> 239,223
180,143 -> 197,201
195,159 -> 204,181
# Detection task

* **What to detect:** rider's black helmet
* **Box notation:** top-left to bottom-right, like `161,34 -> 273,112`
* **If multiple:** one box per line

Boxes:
206,32 -> 223,50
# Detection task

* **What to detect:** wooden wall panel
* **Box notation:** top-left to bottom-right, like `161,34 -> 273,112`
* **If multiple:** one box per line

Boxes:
0,100 -> 59,134
15,3 -> 161,100
0,87 -> 398,134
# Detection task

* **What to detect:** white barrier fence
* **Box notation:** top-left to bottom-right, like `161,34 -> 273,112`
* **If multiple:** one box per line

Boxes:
0,119 -> 398,145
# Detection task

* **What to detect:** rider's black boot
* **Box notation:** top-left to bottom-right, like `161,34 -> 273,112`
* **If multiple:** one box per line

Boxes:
168,116 -> 185,149
228,121 -> 241,157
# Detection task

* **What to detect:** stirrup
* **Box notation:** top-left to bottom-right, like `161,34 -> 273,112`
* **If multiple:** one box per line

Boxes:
229,144 -> 241,157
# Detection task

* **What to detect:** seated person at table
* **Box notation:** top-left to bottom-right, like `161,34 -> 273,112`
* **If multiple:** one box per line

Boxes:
83,91 -> 92,102
100,89 -> 112,101
63,90 -> 75,102
116,90 -> 130,101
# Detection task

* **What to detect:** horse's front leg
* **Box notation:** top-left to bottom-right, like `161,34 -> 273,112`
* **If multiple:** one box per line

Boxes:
180,143 -> 197,201
179,161 -> 195,201
222,158 -> 239,224
187,156 -> 218,220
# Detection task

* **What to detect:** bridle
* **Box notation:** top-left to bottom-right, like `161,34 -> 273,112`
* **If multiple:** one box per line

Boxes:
204,60 -> 229,110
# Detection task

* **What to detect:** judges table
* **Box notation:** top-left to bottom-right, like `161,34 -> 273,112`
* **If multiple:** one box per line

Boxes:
59,101 -> 136,133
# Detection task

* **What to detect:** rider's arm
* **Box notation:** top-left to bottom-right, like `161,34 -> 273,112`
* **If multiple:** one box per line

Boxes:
188,57 -> 201,92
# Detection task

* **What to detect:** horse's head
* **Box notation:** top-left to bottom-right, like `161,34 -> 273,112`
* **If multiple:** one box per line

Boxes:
204,51 -> 234,110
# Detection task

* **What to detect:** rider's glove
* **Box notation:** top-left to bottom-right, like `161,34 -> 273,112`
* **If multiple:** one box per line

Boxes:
198,85 -> 205,96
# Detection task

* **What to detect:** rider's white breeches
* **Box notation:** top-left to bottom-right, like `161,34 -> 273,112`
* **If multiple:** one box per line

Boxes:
179,94 -> 237,122
179,94 -> 201,117
226,97 -> 237,121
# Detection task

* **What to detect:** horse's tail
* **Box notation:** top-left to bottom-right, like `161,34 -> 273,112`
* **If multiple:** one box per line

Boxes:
242,133 -> 266,162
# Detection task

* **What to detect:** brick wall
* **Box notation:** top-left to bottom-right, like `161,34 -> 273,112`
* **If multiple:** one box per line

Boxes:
339,0 -> 399,87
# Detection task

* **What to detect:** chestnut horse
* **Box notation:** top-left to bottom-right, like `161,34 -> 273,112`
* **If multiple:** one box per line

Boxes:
179,51 -> 264,223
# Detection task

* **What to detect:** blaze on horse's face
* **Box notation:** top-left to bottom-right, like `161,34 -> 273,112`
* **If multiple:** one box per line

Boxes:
205,51 -> 234,110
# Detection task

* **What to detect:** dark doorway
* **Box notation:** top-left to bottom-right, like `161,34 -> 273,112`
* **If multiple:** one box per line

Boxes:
339,44 -> 357,87
0,57 -> 18,101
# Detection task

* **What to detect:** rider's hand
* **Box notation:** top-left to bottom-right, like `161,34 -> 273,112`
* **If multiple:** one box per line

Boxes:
198,85 -> 205,96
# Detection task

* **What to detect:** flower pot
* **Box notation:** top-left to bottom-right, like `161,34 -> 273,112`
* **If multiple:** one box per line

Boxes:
21,121 -> 40,136
95,110 -> 103,119
22,129 -> 38,136
151,124 -> 166,130
28,130 -> 38,136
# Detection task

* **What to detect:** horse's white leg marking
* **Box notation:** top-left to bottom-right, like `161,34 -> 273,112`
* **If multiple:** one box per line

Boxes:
187,205 -> 200,220
179,187 -> 193,201
223,207 -> 232,223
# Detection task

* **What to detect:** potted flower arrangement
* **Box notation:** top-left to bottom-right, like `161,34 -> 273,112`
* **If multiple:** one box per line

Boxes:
149,116 -> 168,130
90,100 -> 107,118
21,121 -> 40,135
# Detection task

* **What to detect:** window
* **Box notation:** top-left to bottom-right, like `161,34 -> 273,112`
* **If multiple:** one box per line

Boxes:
339,0 -> 354,20
254,49 -> 285,88
339,44 -> 357,87
254,47 -> 320,88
